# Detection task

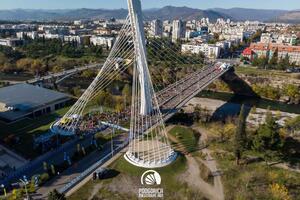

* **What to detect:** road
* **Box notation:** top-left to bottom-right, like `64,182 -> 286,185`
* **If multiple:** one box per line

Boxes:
32,133 -> 127,199
158,63 -> 231,120
27,63 -> 102,84
0,128 -> 107,187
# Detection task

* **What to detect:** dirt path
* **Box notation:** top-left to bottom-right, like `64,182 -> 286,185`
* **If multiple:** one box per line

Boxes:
195,126 -> 224,200
184,155 -> 223,200
167,125 -> 224,200
88,182 -> 103,200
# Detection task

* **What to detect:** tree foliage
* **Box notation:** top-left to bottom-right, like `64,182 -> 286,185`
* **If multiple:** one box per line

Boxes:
234,104 -> 247,164
253,109 -> 283,162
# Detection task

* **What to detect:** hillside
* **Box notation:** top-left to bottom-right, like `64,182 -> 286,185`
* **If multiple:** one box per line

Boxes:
277,11 -> 300,23
144,6 -> 229,21
0,6 -> 229,22
212,8 -> 288,21
0,7 -> 298,23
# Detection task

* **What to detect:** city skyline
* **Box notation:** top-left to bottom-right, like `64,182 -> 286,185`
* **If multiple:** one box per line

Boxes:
0,0 -> 300,10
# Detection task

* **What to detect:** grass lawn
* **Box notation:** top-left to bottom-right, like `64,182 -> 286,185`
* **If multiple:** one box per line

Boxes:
235,65 -> 297,78
68,154 -> 196,200
0,106 -> 70,159
169,125 -> 200,153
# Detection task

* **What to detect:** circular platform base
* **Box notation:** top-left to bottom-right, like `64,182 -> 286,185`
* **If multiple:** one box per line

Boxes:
124,150 -> 177,169
50,121 -> 76,136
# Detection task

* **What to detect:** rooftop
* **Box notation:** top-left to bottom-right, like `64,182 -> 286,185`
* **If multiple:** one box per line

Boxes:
0,84 -> 70,122
250,42 -> 300,53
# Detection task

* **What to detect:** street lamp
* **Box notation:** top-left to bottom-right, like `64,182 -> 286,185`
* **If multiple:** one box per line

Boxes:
0,184 -> 6,197
19,179 -> 29,200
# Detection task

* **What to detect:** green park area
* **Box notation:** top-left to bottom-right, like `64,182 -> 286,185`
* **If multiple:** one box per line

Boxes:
68,124 -> 208,200
235,65 -> 298,78
168,125 -> 200,153
198,104 -> 300,199
0,106 -> 70,158
214,151 -> 300,200
68,154 -> 204,200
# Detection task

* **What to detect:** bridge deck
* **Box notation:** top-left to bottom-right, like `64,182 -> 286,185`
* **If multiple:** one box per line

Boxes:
157,64 -> 231,121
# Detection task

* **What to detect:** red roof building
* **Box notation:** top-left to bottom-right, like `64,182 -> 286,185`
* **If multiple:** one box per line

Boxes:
242,47 -> 254,60
249,42 -> 300,65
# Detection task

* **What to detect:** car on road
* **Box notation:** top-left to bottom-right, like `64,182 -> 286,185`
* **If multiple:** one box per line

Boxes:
219,63 -> 231,71
215,62 -> 231,71
93,168 -> 109,180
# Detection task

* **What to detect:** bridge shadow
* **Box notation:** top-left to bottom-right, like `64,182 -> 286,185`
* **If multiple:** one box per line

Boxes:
221,68 -> 259,98
211,68 -> 260,121
166,111 -> 194,126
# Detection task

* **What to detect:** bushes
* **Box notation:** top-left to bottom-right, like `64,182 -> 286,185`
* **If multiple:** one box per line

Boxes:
40,172 -> 50,184
252,84 -> 281,100
269,183 -> 292,200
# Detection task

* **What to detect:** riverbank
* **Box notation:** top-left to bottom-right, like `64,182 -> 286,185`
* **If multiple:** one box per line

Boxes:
184,96 -> 298,127
197,90 -> 300,114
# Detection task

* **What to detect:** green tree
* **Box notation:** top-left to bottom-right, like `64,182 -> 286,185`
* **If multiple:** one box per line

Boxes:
253,109 -> 283,163
234,104 -> 247,165
72,86 -> 82,97
253,56 -> 268,69
193,104 -> 203,122
269,48 -> 278,67
122,84 -> 131,106
283,84 -> 299,100
95,90 -> 115,108
16,58 -> 33,71
285,116 -> 300,135
31,59 -> 44,75
278,54 -> 290,70
82,69 -> 96,78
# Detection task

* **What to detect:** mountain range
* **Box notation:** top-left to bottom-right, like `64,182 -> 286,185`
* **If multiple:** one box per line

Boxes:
0,6 -> 299,23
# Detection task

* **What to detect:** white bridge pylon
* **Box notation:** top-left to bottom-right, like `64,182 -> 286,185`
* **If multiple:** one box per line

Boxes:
51,0 -> 177,168
124,0 -> 176,168
128,0 -> 153,115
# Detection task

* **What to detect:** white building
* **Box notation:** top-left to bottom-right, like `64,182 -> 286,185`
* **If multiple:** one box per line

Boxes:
74,19 -> 89,26
16,31 -> 38,40
216,40 -> 232,50
64,35 -> 86,45
261,33 -> 298,46
260,33 -> 273,43
90,36 -> 115,49
182,43 -> 221,59
150,19 -> 163,37
43,34 -> 64,40
0,38 -> 23,47
172,20 -> 186,42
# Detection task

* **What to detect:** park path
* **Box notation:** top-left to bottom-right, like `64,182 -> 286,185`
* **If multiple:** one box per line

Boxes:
166,125 -> 224,200
194,126 -> 224,200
